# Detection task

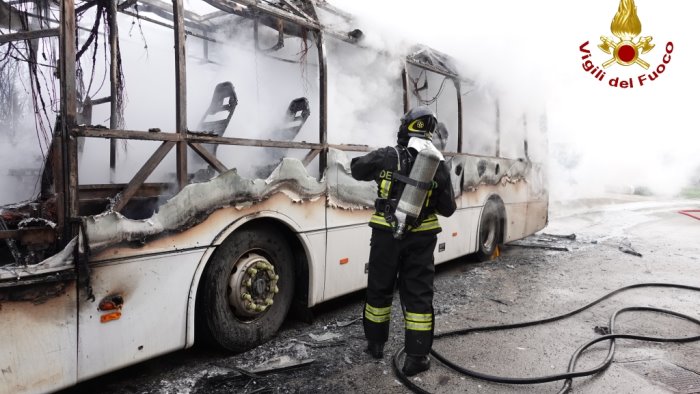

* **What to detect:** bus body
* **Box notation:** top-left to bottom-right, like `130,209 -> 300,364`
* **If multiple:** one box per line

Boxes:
0,1 -> 547,392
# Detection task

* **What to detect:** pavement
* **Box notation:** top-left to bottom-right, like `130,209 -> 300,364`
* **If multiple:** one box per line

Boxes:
66,196 -> 700,394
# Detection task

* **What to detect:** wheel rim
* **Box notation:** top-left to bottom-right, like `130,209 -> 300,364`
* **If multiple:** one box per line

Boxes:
481,217 -> 496,251
228,252 -> 279,320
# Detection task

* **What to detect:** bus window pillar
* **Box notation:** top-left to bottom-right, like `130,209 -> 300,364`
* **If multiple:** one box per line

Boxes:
316,30 -> 328,173
173,0 -> 188,190
59,0 -> 79,243
495,99 -> 501,157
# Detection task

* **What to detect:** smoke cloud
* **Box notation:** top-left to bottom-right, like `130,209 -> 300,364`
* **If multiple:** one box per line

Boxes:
3,1 -> 700,206
332,0 -> 700,200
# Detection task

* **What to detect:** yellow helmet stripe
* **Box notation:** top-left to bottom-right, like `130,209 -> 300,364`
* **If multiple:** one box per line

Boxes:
407,119 -> 426,132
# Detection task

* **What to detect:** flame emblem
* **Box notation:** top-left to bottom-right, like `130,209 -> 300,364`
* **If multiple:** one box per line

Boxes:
598,0 -> 654,69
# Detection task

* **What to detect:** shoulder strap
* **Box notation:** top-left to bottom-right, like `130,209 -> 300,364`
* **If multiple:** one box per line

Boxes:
391,145 -> 401,171
394,145 -> 415,173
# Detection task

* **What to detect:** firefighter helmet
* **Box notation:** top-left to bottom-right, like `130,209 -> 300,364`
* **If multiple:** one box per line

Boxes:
398,106 -> 438,143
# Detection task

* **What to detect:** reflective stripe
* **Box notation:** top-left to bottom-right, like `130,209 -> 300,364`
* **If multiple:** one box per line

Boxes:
365,312 -> 390,323
372,213 -> 441,232
425,189 -> 433,208
365,304 -> 391,324
410,214 -> 441,232
380,179 -> 390,198
365,304 -> 391,316
411,222 -> 441,232
405,312 -> 432,322
405,321 -> 433,331
405,311 -> 433,331
370,214 -> 391,227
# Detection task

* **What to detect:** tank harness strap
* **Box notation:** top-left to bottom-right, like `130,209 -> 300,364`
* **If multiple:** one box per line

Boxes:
392,172 -> 433,191
374,198 -> 397,214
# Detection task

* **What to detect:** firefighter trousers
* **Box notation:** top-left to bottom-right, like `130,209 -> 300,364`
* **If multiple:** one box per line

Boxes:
363,229 -> 437,356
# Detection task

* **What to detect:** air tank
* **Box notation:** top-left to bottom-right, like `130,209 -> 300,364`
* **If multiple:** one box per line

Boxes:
393,148 -> 442,239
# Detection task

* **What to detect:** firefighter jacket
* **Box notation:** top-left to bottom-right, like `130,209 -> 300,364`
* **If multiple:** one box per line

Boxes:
350,144 -> 456,234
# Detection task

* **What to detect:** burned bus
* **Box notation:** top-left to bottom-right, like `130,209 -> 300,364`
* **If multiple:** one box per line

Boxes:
0,0 -> 548,392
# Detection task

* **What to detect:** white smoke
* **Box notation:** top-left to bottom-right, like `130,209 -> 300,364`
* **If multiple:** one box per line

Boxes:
3,1 -> 700,206
0,37 -> 57,205
332,0 -> 700,200
79,8 -> 323,183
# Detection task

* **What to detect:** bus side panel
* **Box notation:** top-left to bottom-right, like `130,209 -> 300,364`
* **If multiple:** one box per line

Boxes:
89,195 -> 325,263
526,201 -> 548,236
501,179 -> 531,243
77,249 -> 204,382
434,207 -> 478,264
323,207 -> 476,301
462,180 -> 531,244
324,224 -> 371,300
526,164 -> 549,235
503,202 -> 529,242
304,230 -> 327,307
0,287 -> 77,394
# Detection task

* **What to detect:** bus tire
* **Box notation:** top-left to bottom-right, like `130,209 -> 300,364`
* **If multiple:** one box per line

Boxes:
475,201 -> 501,261
199,225 -> 295,352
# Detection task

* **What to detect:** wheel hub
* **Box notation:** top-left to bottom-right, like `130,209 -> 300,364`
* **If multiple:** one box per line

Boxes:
229,253 -> 279,317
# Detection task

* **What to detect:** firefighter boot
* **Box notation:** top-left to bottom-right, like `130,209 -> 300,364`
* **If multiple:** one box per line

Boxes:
366,341 -> 384,359
402,355 -> 430,376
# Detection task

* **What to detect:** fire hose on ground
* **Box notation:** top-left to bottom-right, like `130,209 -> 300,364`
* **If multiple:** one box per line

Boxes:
392,283 -> 700,394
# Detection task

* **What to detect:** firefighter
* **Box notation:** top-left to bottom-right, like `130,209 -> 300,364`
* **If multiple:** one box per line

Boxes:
350,106 -> 457,376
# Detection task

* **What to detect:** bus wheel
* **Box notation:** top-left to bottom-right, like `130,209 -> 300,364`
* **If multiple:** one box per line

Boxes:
200,226 -> 294,352
475,201 -> 501,261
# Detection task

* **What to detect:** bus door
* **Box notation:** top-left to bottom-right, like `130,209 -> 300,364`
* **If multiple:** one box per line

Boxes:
406,62 -> 467,263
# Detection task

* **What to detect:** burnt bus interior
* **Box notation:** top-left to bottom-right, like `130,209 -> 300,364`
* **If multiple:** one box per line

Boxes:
0,0 -> 543,292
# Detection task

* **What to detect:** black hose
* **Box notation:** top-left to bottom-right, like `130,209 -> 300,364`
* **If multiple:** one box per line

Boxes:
392,283 -> 700,394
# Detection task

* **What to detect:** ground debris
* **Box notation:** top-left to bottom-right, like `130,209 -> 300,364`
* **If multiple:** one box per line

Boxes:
487,298 -> 510,306
194,357 -> 313,393
543,233 -> 577,240
618,239 -> 643,257
252,355 -> 315,373
508,242 -> 571,252
435,305 -> 457,316
289,338 -> 345,349
335,317 -> 361,327
507,232 -> 577,252
309,332 -> 343,342
594,326 -> 611,335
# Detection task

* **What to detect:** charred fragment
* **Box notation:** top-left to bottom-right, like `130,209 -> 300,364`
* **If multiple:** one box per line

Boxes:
326,149 -> 376,209
0,278 -> 71,304
455,155 -> 531,191
85,147 -> 537,252
407,46 -> 463,80
1,202 -> 60,267
85,158 -> 326,250
0,237 -> 76,281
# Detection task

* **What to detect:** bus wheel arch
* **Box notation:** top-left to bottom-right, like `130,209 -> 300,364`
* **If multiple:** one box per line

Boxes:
475,195 -> 506,261
195,218 -> 309,352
